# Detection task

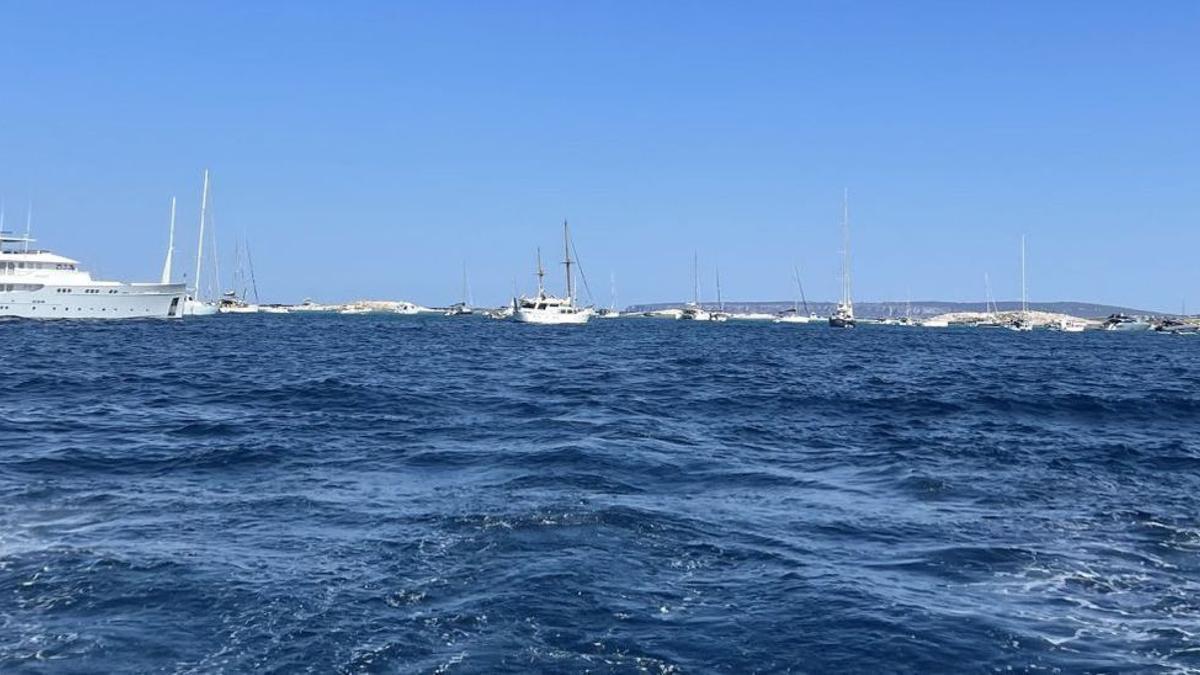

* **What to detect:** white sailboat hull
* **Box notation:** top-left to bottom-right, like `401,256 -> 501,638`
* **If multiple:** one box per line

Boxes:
513,307 -> 592,324
774,315 -> 812,324
183,298 -> 219,316
0,282 -> 185,319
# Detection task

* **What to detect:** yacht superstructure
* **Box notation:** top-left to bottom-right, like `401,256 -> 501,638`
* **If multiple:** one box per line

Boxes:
0,231 -> 185,319
512,221 -> 593,325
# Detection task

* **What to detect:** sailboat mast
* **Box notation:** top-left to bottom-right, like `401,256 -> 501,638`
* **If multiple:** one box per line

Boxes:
24,202 -> 32,252
793,265 -> 810,315
716,264 -> 723,311
562,220 -> 574,302
161,196 -> 176,284
984,272 -> 992,314
461,261 -> 470,305
535,247 -> 545,296
841,188 -> 851,308
693,251 -> 700,306
194,170 -> 210,299
609,272 -> 617,312
1020,235 -> 1028,317
246,240 -> 260,304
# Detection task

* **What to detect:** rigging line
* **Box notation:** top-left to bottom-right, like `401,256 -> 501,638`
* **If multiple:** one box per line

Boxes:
568,236 -> 595,304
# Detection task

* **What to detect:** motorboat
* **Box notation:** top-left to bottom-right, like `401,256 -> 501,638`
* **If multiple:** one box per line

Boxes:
1101,314 -> 1150,332
0,226 -> 185,319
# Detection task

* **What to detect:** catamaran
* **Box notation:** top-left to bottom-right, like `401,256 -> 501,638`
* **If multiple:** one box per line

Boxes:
829,189 -> 856,328
512,221 -> 593,325
0,206 -> 186,319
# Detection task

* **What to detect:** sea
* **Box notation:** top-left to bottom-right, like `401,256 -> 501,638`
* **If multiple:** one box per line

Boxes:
1,315 -> 1198,673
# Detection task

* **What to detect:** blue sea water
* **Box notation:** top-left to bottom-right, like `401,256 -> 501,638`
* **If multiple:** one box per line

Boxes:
1,315 -> 1198,673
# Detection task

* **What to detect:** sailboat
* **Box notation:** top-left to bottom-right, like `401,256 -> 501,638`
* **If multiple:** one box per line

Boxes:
709,265 -> 731,321
218,237 -> 261,313
775,265 -> 817,324
182,170 -> 219,316
678,252 -> 711,321
596,272 -> 621,318
829,189 -> 855,328
1008,235 -> 1033,331
512,221 -> 593,325
445,262 -> 474,316
974,273 -> 1003,327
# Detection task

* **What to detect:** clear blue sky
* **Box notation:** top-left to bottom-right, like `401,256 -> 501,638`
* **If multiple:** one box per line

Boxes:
1,2 -> 1196,310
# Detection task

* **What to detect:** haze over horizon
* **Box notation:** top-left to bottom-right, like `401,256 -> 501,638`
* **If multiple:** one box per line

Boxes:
0,2 -> 1195,312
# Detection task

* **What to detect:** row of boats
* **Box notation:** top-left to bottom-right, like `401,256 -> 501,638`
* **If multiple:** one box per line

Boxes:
1,176 -> 1194,331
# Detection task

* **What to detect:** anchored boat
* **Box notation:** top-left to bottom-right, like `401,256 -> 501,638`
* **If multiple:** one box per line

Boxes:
0,223 -> 185,319
512,221 -> 593,325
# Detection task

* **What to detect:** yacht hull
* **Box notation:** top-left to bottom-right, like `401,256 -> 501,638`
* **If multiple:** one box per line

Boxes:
513,308 -> 591,325
829,317 -> 855,328
183,298 -> 219,316
0,282 -> 185,319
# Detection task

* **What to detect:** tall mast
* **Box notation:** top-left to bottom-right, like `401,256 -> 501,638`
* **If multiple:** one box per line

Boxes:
609,271 -> 617,312
562,220 -> 574,302
692,251 -> 700,306
194,169 -> 210,299
246,239 -> 260,304
841,188 -> 851,308
793,264 -> 810,315
461,260 -> 470,305
716,264 -> 724,311
23,202 -> 32,252
535,247 -> 545,296
1020,234 -> 1028,317
161,196 -> 176,284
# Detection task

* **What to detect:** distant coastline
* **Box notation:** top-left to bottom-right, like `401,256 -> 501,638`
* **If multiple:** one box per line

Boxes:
625,300 -> 1162,320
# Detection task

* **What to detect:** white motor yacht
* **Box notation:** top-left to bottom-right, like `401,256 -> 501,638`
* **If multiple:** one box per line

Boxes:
0,225 -> 185,320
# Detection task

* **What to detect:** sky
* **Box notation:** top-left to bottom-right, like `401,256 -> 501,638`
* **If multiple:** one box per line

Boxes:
0,2 -> 1196,311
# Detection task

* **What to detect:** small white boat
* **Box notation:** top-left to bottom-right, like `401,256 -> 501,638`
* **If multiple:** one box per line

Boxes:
596,307 -> 621,319
444,302 -> 473,316
1051,319 -> 1087,332
920,318 -> 949,328
339,305 -> 371,315
261,305 -> 290,314
291,298 -> 334,312
774,312 -> 813,324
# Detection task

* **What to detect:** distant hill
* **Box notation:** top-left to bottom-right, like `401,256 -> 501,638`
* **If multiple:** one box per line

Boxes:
625,300 -> 1162,319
